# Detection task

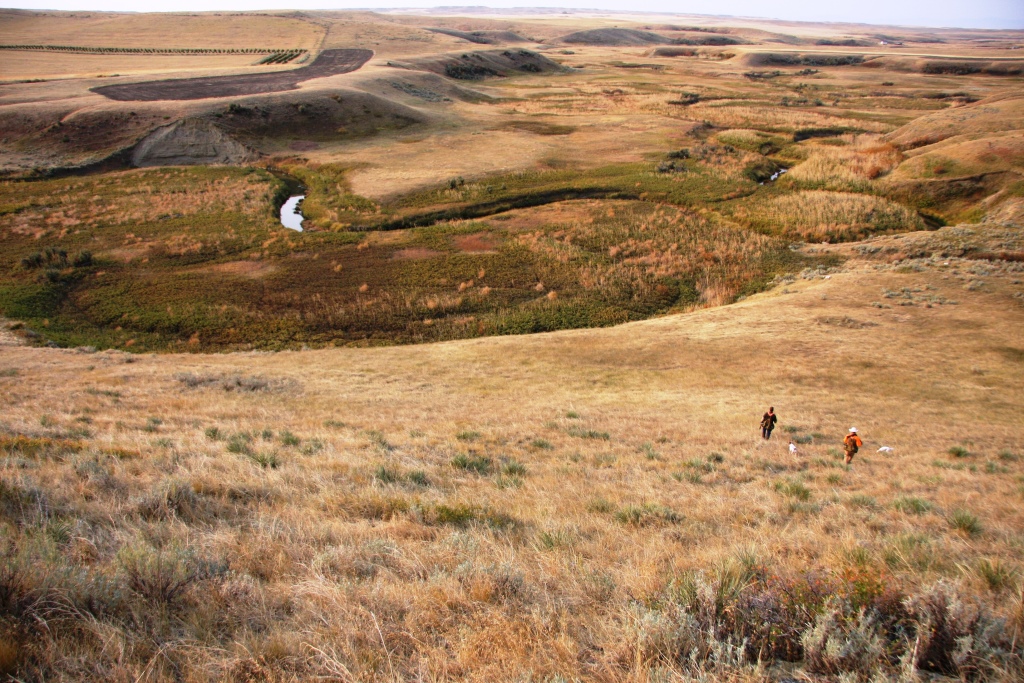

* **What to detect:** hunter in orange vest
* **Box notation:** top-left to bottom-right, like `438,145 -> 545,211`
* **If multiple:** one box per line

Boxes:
844,427 -> 863,465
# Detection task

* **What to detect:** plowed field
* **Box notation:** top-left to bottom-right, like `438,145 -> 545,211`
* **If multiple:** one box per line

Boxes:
91,48 -> 373,101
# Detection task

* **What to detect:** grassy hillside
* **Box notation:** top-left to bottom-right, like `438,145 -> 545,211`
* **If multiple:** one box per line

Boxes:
1,224 -> 1022,680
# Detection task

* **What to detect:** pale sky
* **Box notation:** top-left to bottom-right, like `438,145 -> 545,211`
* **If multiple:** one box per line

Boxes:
3,1 -> 1022,30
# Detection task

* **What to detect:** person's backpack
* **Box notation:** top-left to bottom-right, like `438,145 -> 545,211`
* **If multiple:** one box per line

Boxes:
845,435 -> 859,453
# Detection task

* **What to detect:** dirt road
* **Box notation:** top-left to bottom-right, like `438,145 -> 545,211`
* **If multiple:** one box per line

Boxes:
92,48 -> 373,101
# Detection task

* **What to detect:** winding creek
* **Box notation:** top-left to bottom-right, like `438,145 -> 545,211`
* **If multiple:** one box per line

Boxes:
280,195 -> 305,231
274,165 -> 789,233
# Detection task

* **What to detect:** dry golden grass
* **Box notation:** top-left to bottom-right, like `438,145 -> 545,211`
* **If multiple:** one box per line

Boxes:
891,130 -> 1024,180
512,199 -> 778,306
341,128 -> 565,200
884,95 -> 1024,149
683,103 -> 893,134
4,168 -> 275,234
0,11 -> 323,50
714,128 -> 771,148
0,51 -> 270,80
2,224 -> 1023,680
735,190 -> 925,241
787,136 -> 904,189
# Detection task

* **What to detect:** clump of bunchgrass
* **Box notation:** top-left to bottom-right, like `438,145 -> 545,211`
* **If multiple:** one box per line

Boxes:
536,528 -> 576,550
614,503 -> 682,526
407,470 -> 430,487
948,509 -> 982,536
774,478 -> 811,501
894,496 -> 933,515
247,451 -> 280,469
434,503 -> 476,527
984,461 -> 1008,474
430,503 -> 515,530
673,470 -> 704,484
365,430 -> 393,452
883,533 -> 938,572
374,465 -> 402,484
500,458 -> 527,476
567,426 -> 610,440
451,453 -> 493,475
685,457 -> 715,473
226,434 -> 253,455
136,480 -> 205,522
973,558 -> 1018,592
279,430 -> 301,447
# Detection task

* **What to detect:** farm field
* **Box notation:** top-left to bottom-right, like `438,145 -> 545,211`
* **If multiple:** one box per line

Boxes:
0,10 -> 325,50
92,49 -> 374,101
0,7 -> 1022,682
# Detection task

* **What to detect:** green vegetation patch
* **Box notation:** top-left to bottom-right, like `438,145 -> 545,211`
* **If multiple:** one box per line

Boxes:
0,153 -> 868,352
0,164 -> 828,350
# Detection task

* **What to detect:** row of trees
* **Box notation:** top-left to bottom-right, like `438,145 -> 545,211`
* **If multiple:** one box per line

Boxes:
256,50 -> 306,64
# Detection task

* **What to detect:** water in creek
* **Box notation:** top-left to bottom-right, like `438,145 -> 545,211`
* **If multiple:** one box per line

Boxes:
280,195 -> 305,231
760,168 -> 788,185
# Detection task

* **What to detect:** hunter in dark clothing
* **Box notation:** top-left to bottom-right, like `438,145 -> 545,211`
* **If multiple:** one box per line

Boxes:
761,407 -> 777,440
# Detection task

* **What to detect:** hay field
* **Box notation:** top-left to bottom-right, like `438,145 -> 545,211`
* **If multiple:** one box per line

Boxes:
0,11 -> 324,51
0,52 -> 268,81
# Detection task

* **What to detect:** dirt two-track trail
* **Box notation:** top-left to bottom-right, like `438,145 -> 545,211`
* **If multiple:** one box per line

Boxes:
91,48 -> 373,101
